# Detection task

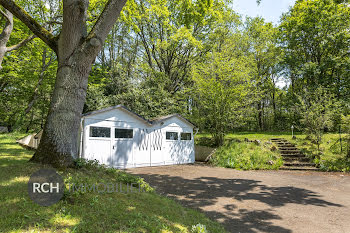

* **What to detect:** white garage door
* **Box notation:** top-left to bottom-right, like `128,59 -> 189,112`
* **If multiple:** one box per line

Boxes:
87,126 -> 112,165
150,129 -> 163,166
111,128 -> 134,168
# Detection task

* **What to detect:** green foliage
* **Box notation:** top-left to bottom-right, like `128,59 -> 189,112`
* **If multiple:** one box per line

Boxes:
191,223 -> 208,233
0,133 -> 226,232
291,133 -> 350,172
211,141 -> 283,170
191,31 -> 255,145
74,158 -> 154,192
297,87 -> 338,153
341,114 -> 350,157
279,0 -> 350,100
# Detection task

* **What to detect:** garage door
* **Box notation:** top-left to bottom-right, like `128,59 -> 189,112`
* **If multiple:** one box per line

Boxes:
111,128 -> 133,168
87,126 -> 112,165
150,129 -> 163,166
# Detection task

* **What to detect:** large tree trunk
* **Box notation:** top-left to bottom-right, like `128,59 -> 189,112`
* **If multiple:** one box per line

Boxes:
1,0 -> 126,167
26,0 -> 126,168
31,54 -> 91,167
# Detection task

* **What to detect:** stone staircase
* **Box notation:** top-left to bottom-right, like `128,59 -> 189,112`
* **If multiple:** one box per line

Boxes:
271,138 -> 318,171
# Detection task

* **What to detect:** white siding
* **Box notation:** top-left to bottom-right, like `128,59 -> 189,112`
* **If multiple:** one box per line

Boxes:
80,108 -> 195,168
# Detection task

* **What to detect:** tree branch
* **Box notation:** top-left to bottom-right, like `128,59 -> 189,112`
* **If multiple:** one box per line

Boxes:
6,35 -> 35,52
86,0 -> 127,47
0,0 -> 58,53
0,8 -> 11,22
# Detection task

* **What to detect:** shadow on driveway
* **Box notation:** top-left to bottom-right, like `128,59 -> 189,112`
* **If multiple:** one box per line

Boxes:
129,166 -> 344,233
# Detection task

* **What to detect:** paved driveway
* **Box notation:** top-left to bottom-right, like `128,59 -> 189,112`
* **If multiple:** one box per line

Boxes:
127,164 -> 350,233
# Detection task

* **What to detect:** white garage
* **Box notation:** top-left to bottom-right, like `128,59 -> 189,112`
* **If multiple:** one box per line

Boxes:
78,105 -> 196,168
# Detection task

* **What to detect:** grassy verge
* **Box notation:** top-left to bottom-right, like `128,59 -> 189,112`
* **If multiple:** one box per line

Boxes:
0,133 -> 225,233
196,132 -> 350,172
290,134 -> 350,172
210,141 -> 283,170
196,134 -> 283,170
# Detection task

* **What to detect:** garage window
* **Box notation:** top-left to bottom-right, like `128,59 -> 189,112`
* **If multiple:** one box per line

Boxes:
181,133 -> 192,140
166,132 -> 178,140
115,128 -> 133,138
90,126 -> 111,138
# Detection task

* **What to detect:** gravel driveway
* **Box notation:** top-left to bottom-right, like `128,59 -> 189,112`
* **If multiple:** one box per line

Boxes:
127,164 -> 350,233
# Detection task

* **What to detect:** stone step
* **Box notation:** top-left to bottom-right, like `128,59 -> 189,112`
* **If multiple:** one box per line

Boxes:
283,162 -> 315,167
279,166 -> 319,171
283,157 -> 310,162
279,147 -> 299,150
281,153 -> 305,156
276,141 -> 294,144
277,145 -> 295,147
271,139 -> 287,142
280,151 -> 301,155
278,146 -> 297,149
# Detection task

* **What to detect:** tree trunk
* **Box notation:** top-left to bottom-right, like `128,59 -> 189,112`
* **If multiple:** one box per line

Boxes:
24,0 -> 127,168
1,0 -> 126,167
31,54 -> 91,167
0,9 -> 13,70
257,102 -> 263,131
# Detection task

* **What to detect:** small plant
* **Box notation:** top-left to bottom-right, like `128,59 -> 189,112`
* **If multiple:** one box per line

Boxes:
191,223 -> 208,233
74,158 -> 100,169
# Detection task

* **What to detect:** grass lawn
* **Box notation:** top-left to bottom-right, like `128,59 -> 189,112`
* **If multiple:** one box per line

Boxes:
196,132 -> 350,172
0,133 -> 225,233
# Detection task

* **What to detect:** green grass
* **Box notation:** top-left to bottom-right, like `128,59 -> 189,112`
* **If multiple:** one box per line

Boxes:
0,133 -> 225,233
290,134 -> 350,172
206,138 -> 283,170
196,132 -> 350,172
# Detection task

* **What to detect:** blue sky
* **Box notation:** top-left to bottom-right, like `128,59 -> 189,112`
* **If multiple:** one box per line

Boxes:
232,0 -> 297,25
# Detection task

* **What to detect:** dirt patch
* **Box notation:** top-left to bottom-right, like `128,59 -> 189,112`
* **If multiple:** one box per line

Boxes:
127,164 -> 350,233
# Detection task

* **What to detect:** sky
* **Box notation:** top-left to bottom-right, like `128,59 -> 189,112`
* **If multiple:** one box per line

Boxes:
232,0 -> 297,25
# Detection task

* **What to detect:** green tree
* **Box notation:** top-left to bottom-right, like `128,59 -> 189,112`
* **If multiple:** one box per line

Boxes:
0,0 -> 127,167
298,87 -> 337,155
245,17 -> 282,131
191,33 -> 255,145
279,0 -> 350,102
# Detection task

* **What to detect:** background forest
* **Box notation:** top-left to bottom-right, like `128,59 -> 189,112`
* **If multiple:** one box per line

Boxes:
1,0 -> 350,146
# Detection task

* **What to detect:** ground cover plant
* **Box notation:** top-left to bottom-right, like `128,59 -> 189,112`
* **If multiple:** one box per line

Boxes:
196,132 -> 350,172
0,133 -> 225,232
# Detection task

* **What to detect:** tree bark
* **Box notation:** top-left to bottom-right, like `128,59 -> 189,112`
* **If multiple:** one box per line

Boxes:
0,0 -> 127,167
0,9 -> 13,70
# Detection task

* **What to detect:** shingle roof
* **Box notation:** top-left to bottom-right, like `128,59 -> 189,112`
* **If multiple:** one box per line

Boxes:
151,114 -> 197,127
82,105 -> 152,125
82,105 -> 196,127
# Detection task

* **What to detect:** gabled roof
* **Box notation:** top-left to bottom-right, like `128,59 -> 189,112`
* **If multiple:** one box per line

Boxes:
151,114 -> 197,128
82,105 -> 152,125
82,105 -> 197,128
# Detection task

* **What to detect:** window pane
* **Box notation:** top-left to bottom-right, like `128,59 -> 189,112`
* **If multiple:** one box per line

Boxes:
166,132 -> 178,140
90,126 -> 110,138
181,133 -> 192,140
115,128 -> 133,138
